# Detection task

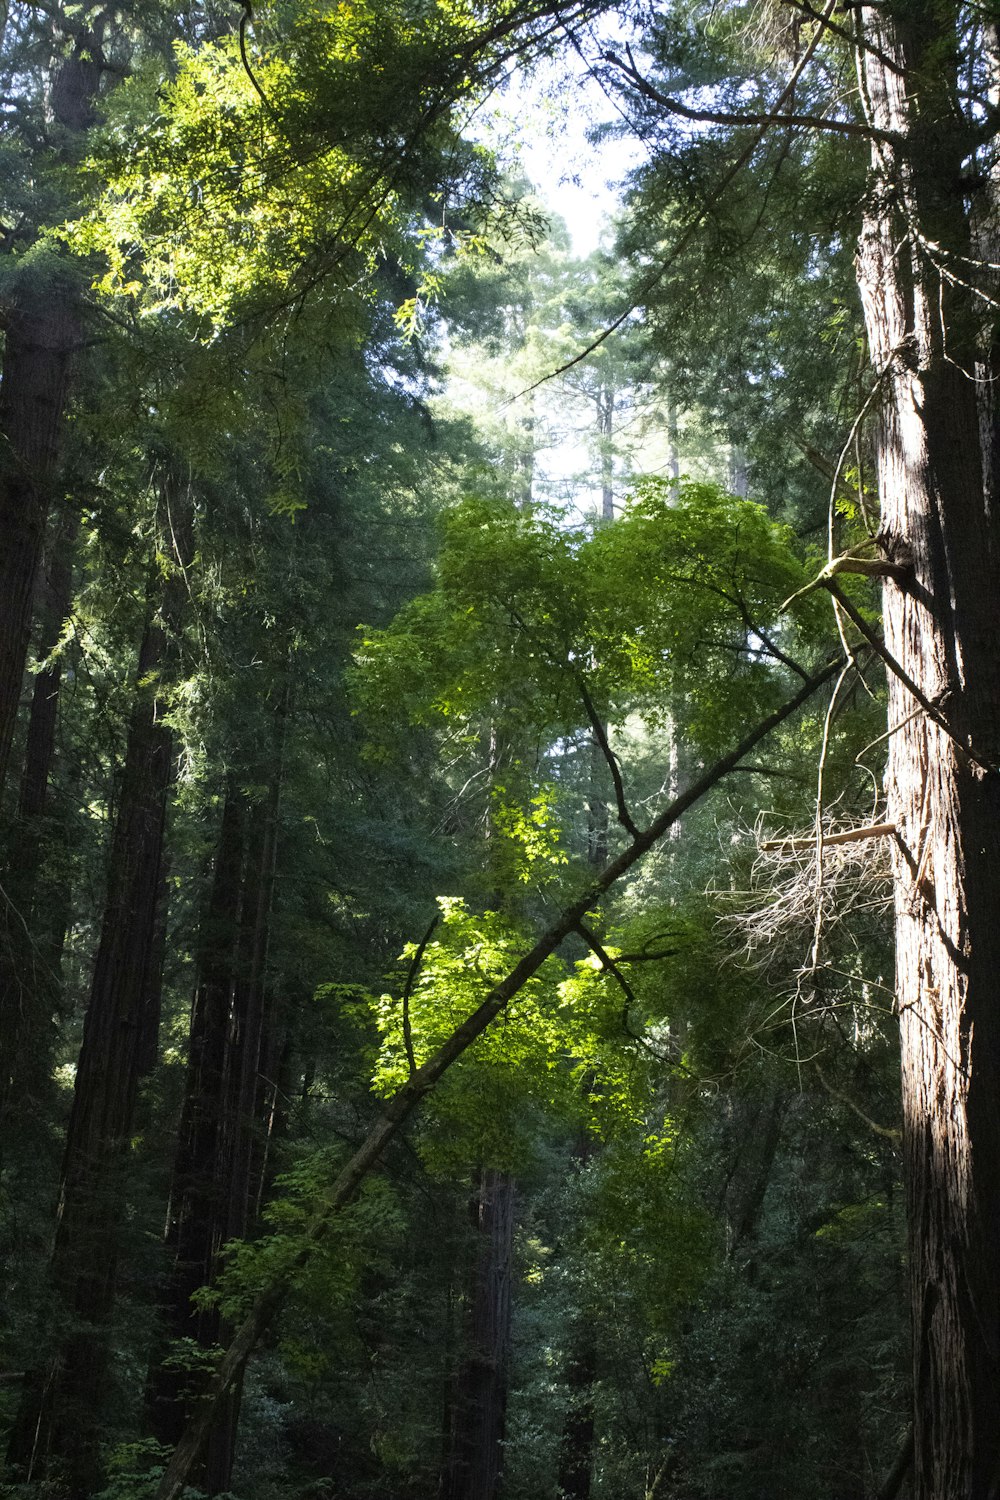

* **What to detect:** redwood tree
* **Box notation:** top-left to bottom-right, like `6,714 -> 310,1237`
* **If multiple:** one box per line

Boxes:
854,6 -> 1000,1495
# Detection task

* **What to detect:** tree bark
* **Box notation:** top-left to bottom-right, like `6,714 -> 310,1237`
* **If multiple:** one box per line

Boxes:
148,694 -> 287,1495
855,7 -> 1000,1495
147,782 -> 245,1452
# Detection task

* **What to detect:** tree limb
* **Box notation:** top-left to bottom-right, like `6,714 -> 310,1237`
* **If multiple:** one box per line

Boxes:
602,48 -> 894,142
761,821 -> 895,851
574,672 -> 639,837
401,913 -> 440,1076
823,582 -> 998,775
814,1058 -> 902,1141
513,0 -> 842,399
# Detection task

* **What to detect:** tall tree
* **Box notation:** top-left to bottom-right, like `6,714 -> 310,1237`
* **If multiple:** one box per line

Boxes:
852,8 -> 1000,1494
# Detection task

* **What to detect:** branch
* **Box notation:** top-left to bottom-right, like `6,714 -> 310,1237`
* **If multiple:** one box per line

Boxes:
401,914 -> 440,1076
602,49 -> 893,142
823,582 -> 998,775
576,921 -> 674,1063
814,1059 -> 902,1141
761,821 -> 895,851
876,1427 -> 914,1500
780,548 -> 912,613
153,656 -> 841,1500
512,0 -> 843,400
574,672 -> 639,837
237,1 -> 272,112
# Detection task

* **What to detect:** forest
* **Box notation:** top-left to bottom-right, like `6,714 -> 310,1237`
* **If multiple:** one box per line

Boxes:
1,1 -> 998,1498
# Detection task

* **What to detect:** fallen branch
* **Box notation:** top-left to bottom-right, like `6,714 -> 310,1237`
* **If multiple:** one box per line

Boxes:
154,656 -> 840,1500
761,821 -> 895,851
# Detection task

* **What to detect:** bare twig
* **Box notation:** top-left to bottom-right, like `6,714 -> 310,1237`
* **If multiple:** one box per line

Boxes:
814,1058 -> 901,1140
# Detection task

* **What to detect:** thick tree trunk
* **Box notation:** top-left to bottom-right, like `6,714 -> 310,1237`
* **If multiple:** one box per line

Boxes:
441,1170 -> 515,1500
8,591 -> 177,1493
856,7 -> 1000,1495
0,303 -> 77,797
0,31 -> 100,796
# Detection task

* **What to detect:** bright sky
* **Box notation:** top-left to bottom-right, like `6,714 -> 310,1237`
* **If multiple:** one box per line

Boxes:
478,50 -> 646,255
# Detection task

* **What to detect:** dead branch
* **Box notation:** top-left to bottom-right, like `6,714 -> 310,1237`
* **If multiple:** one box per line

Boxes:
761,821 -> 895,851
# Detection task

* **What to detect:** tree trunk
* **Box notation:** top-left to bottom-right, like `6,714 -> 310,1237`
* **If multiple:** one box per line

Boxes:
0,28 -> 101,796
146,782 -> 245,1451
8,589 -> 177,1494
855,7 -> 1000,1495
599,378 -> 614,521
148,693 -> 287,1495
441,1170 -> 515,1500
0,508 -> 77,1139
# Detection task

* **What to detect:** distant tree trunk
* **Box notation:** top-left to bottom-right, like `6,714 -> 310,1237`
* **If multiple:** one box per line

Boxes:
0,29 -> 101,796
721,1088 -> 784,1256
146,781 -> 245,1448
728,445 -> 748,498
854,7 -> 1000,1496
556,1134 -> 596,1500
8,515 -> 182,1494
599,379 -> 614,521
441,1170 -> 515,1500
666,394 -> 680,482
0,509 -> 77,1138
148,689 -> 288,1496
557,1338 -> 596,1500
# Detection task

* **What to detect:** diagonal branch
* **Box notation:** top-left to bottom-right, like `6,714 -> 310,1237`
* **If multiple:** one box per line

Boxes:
401,913 -> 440,1076
823,582 -> 998,775
153,655 -> 841,1500
574,672 -> 639,837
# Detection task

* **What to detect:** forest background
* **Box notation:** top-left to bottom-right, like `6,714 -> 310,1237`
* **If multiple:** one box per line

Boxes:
1,2 -> 996,1499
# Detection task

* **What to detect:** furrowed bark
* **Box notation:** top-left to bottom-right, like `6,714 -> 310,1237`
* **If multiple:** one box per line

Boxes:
856,6 -> 1000,1495
153,657 -> 838,1500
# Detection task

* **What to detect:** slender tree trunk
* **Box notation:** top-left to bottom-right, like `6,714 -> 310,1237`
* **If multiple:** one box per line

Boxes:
147,782 -> 245,1449
855,7 -> 1000,1495
0,509 -> 77,1138
441,1170 -> 515,1500
556,1133 -> 596,1500
599,379 -> 614,521
148,693 -> 287,1495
